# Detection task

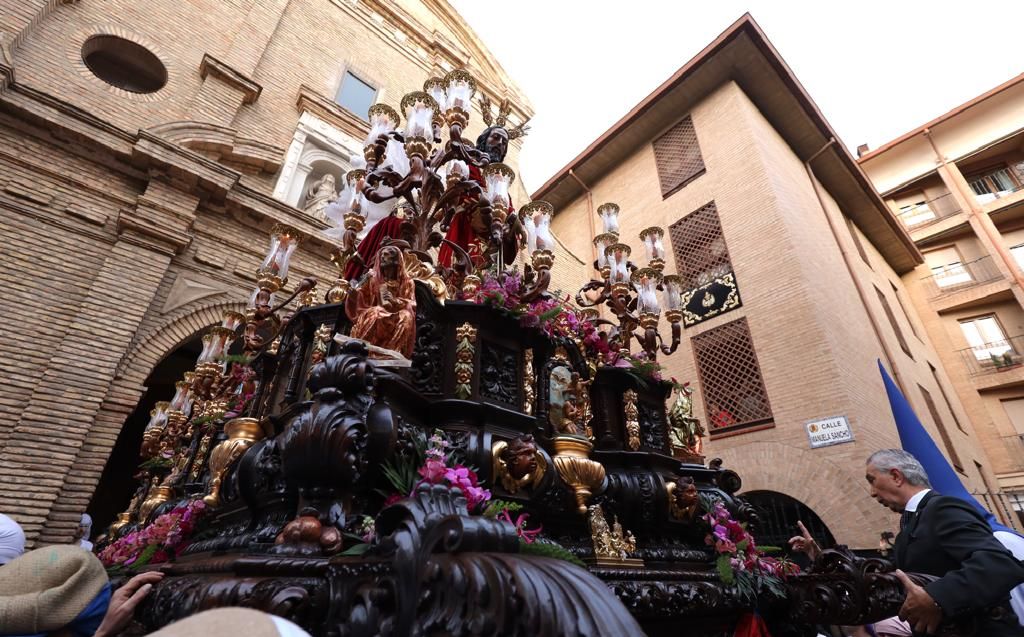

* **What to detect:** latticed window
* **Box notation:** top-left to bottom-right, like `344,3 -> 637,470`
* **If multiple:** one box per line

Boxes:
692,317 -> 773,434
669,201 -> 732,290
653,115 -> 705,197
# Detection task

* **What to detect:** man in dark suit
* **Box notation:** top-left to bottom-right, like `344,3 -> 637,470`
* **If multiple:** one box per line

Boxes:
866,449 -> 1024,635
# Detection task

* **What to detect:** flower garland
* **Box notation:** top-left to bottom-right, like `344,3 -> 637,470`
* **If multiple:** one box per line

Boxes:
702,497 -> 798,601
99,499 -> 206,570
468,270 -> 666,382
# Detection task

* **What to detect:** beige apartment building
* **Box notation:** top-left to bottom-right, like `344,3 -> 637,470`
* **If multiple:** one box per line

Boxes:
0,0 -> 532,545
858,74 -> 1024,521
535,15 -> 1020,548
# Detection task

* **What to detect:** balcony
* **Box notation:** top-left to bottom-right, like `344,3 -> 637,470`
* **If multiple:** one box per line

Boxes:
923,255 -> 1003,300
959,335 -> 1024,386
895,192 -> 962,230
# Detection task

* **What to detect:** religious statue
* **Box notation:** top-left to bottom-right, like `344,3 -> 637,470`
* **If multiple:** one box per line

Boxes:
303,173 -> 338,222
668,383 -> 705,460
345,244 -> 416,358
666,476 -> 700,522
588,505 -> 638,563
492,435 -> 546,494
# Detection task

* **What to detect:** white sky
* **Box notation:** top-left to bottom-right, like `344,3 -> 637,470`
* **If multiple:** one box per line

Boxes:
449,1 -> 1024,194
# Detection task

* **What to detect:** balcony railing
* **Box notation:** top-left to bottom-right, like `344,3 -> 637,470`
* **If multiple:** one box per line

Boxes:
922,255 -> 1002,299
895,192 -> 962,230
958,334 -> 1024,376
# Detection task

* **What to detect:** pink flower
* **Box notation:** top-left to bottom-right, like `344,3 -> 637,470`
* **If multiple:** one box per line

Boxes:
418,458 -> 447,483
382,492 -> 405,507
499,510 -> 542,544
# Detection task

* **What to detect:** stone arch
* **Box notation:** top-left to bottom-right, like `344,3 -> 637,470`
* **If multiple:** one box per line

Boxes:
718,441 -> 892,549
120,299 -> 248,388
38,299 -> 247,544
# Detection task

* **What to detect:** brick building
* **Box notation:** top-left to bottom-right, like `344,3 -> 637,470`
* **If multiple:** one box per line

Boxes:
858,74 -> 1024,524
533,15 -> 1019,549
0,0 -> 532,546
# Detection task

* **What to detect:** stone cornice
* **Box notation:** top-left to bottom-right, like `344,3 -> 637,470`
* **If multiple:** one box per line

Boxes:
295,84 -> 369,142
199,54 -> 262,105
133,131 -> 241,197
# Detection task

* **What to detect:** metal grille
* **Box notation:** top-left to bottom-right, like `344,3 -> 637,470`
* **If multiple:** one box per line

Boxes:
741,490 -> 836,555
692,317 -> 773,433
653,115 -> 705,197
669,201 -> 733,290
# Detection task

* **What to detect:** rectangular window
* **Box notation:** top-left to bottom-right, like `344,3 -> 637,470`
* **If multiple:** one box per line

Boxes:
692,317 -> 773,435
969,166 -> 1019,198
653,115 -> 705,198
959,315 -> 1013,362
919,384 -> 964,471
669,201 -> 732,290
1001,398 -> 1024,436
1010,244 -> 1024,271
898,197 -> 937,227
890,281 -> 919,339
923,246 -> 972,288
335,71 -> 376,121
875,286 -> 912,358
929,362 -> 965,433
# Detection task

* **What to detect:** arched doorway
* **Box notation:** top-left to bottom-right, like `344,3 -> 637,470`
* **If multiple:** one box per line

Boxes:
88,334 -> 203,534
741,490 -> 836,556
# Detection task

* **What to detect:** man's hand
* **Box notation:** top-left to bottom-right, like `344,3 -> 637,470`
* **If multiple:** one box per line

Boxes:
94,571 -> 164,637
787,520 -> 821,560
894,569 -> 943,635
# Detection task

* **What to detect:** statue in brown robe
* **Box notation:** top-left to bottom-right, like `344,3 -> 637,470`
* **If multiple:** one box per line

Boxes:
345,244 -> 416,358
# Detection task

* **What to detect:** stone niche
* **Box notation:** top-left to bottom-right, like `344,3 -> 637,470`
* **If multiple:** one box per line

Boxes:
273,111 -> 364,222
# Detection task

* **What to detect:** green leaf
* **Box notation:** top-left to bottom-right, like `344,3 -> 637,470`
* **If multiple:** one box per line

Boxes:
519,539 -> 585,567
758,545 -> 782,554
482,499 -> 523,518
715,555 -> 734,585
339,543 -> 371,556
537,305 -> 564,323
736,539 -> 749,553
130,543 -> 159,569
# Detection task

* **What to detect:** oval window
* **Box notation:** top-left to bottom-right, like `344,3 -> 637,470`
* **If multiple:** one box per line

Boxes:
81,35 -> 167,94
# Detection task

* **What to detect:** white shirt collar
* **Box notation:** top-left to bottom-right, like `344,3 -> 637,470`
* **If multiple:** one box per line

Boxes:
904,488 -> 931,513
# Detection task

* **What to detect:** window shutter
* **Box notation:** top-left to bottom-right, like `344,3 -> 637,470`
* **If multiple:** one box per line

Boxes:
692,317 -> 773,434
668,201 -> 732,290
653,115 -> 705,197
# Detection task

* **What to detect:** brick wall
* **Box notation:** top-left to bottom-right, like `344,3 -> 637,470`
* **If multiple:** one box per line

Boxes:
549,81 -> 1005,546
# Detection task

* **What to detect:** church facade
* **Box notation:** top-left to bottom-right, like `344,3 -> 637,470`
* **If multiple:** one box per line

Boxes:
0,0 -> 535,545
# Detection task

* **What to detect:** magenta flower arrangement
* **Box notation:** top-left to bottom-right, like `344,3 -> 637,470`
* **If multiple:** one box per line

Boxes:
98,499 -> 207,570
468,270 -> 666,382
702,498 -> 798,600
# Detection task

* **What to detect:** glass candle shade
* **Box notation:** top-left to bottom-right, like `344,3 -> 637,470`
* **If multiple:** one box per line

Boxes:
594,233 -> 618,270
198,332 -> 217,364
661,274 -> 683,311
221,311 -> 245,332
169,380 -> 191,414
482,163 -> 515,210
401,92 -> 438,139
260,228 -> 299,280
632,268 -> 662,315
423,77 -> 446,113
597,203 -> 620,235
443,69 -> 476,111
521,201 -> 554,251
365,104 -> 400,147
606,243 -> 631,284
145,401 -> 170,433
640,227 -> 666,262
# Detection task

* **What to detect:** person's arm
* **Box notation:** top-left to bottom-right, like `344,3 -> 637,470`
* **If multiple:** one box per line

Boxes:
923,498 -> 1024,616
788,520 -> 822,561
94,571 -> 164,637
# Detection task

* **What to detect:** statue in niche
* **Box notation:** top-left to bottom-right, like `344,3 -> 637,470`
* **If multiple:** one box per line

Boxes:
549,365 -> 585,435
303,173 -> 338,221
345,243 -> 416,358
492,435 -> 546,494
668,383 -> 705,459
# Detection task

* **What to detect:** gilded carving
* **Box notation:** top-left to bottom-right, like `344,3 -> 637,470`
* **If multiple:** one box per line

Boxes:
522,348 -> 535,415
588,505 -> 641,567
666,476 -> 700,522
454,322 -> 477,399
624,389 -> 640,451
492,435 -> 546,494
203,417 -> 265,508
